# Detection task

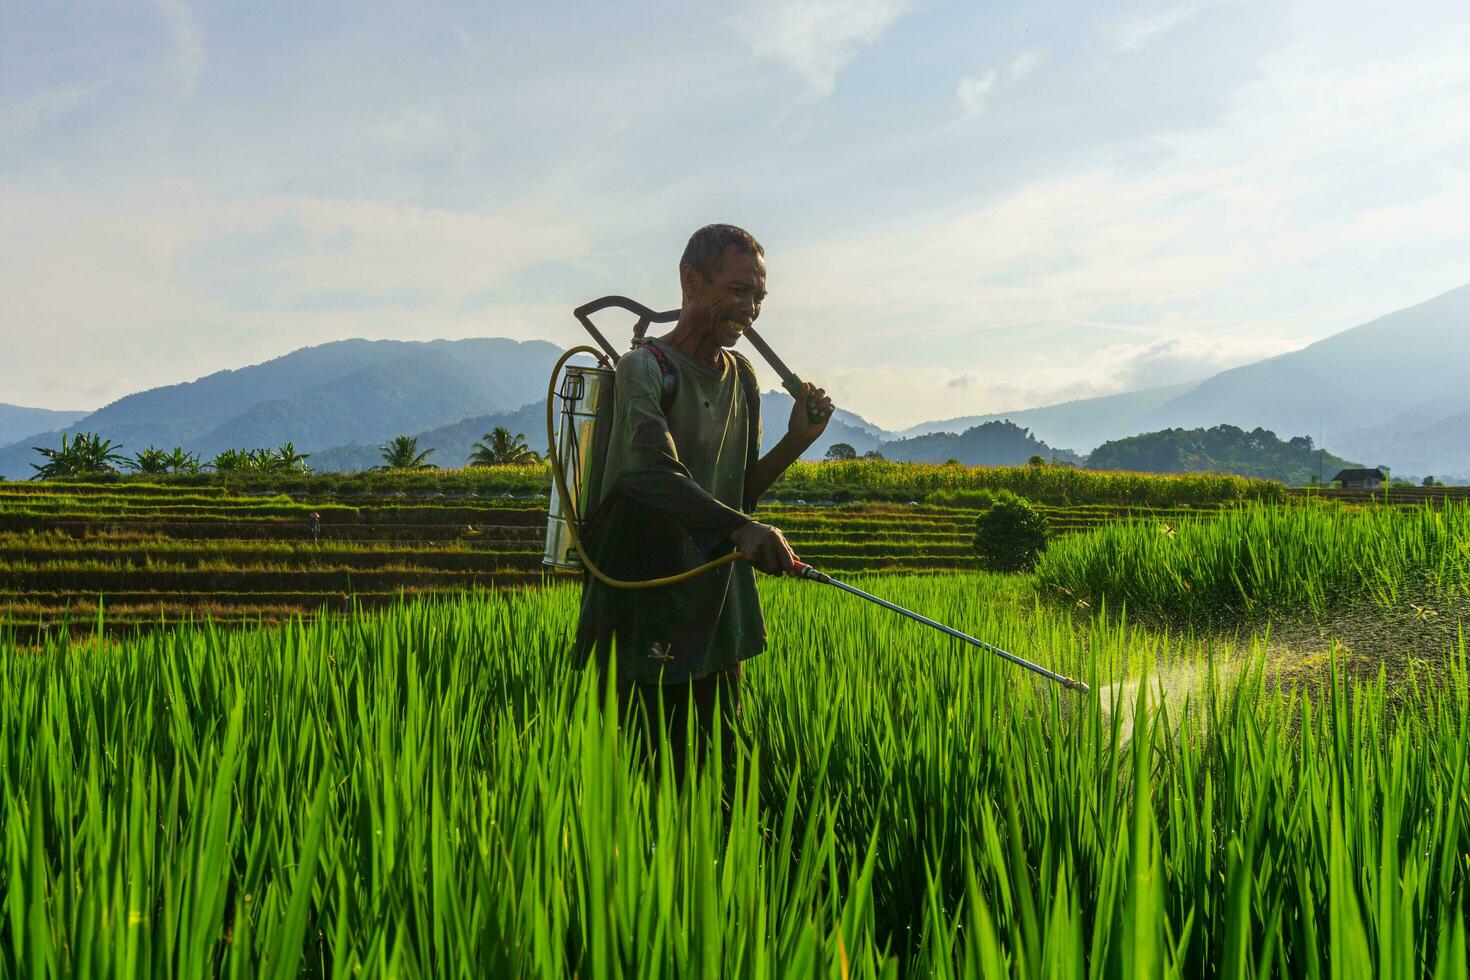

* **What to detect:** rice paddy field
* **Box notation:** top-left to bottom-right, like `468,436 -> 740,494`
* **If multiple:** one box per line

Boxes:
2,468 -> 1468,976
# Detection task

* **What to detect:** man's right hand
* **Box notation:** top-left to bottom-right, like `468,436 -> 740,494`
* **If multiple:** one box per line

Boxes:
730,521 -> 797,575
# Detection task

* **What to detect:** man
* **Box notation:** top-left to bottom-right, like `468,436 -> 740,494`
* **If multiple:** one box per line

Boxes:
575,224 -> 832,775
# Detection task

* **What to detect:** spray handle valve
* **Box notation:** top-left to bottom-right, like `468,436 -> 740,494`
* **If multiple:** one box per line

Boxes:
791,560 -> 831,583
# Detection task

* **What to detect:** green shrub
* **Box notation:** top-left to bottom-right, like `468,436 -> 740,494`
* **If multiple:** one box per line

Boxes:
973,493 -> 1051,571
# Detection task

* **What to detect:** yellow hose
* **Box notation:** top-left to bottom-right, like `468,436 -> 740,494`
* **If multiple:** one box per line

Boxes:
547,346 -> 742,589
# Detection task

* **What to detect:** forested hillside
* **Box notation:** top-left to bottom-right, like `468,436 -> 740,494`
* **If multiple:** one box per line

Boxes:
879,420 -> 1081,466
1087,424 -> 1359,485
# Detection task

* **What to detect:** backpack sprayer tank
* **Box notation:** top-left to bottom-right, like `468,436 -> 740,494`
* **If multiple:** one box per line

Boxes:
543,363 -> 613,569
542,296 -> 673,571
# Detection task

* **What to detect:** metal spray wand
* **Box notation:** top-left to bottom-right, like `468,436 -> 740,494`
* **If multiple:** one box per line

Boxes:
791,561 -> 1091,693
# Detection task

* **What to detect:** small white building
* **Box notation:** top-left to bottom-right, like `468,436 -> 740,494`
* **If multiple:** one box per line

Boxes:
1332,467 -> 1387,490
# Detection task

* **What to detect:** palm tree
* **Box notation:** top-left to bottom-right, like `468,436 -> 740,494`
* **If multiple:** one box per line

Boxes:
469,427 -> 540,466
30,432 -> 127,480
379,436 -> 436,470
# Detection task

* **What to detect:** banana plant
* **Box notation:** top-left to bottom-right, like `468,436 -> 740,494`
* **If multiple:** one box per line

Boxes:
30,432 -> 127,480
163,447 -> 202,474
127,447 -> 172,474
207,449 -> 249,473
273,442 -> 311,473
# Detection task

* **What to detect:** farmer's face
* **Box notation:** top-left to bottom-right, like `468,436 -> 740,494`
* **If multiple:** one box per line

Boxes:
682,247 -> 766,348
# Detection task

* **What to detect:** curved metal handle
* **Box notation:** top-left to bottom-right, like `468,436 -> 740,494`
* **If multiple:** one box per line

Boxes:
572,297 -> 828,425
573,295 -> 679,364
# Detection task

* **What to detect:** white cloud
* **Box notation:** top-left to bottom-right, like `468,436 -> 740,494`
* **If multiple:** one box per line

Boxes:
0,82 -> 105,142
452,26 -> 479,54
956,50 -> 1039,119
1009,49 -> 1043,83
154,0 -> 204,100
368,109 -> 453,150
762,21 -> 1470,428
805,333 -> 1302,431
1108,1 -> 1207,52
1105,335 -> 1301,389
956,69 -> 997,116
0,190 -> 585,408
735,0 -> 908,96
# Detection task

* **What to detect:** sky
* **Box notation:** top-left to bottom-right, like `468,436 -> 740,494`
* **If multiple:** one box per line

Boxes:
2,0 -> 1469,429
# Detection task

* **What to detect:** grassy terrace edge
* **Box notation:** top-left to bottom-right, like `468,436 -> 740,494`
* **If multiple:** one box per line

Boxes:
1,459 -> 1287,506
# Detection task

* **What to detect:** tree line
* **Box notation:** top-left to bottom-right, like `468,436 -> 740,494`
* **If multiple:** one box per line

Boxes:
24,427 -> 542,479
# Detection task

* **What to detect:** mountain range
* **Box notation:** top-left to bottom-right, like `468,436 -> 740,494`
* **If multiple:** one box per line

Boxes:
0,403 -> 88,448
1134,282 -> 1470,477
894,384 -> 1195,452
4,282 -> 1468,481
0,339 -> 560,479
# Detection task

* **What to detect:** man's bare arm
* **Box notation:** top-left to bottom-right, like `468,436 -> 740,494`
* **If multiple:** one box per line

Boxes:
744,381 -> 834,504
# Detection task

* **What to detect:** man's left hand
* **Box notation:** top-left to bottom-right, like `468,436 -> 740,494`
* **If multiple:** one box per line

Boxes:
787,382 -> 833,444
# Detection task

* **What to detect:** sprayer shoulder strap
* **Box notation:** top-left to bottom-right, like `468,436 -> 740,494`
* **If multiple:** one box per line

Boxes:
636,339 -> 761,474
729,351 -> 762,473
635,340 -> 681,416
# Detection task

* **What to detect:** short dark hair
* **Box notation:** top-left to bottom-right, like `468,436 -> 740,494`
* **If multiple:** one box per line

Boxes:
680,224 -> 763,283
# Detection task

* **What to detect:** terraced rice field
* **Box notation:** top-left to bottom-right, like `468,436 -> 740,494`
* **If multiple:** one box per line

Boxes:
0,480 -> 1241,637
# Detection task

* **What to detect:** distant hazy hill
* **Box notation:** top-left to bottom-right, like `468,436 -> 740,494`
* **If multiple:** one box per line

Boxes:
0,403 -> 89,448
0,338 -> 561,478
758,392 -> 886,459
879,420 -> 1081,466
1087,425 -> 1360,485
309,393 -> 892,473
1144,283 -> 1470,474
1341,407 -> 1470,482
896,383 -> 1194,453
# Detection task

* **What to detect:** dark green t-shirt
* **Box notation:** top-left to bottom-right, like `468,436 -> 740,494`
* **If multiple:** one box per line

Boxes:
575,338 -> 765,684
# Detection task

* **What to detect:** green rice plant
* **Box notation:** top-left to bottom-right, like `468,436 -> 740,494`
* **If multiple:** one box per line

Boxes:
0,574 -> 1466,976
1035,500 -> 1470,622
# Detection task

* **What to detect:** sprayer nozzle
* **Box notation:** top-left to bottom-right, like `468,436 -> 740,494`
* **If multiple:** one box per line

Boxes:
1063,677 -> 1091,695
